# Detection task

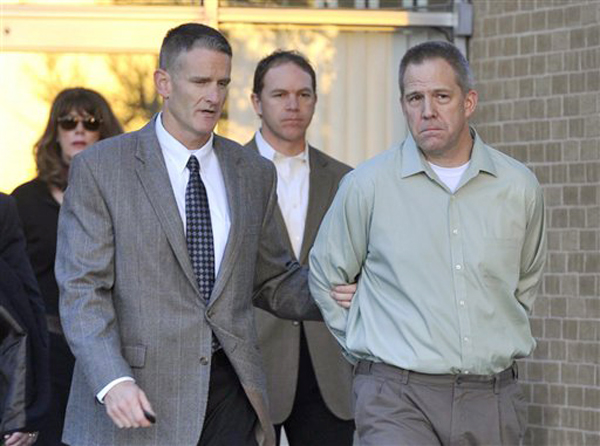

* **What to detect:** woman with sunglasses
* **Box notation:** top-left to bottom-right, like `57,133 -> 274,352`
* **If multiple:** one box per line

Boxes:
11,88 -> 122,446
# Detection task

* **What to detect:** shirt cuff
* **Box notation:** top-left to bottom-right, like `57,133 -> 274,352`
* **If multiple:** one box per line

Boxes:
96,377 -> 135,404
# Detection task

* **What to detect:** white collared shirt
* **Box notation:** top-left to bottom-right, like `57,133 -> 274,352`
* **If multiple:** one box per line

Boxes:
255,130 -> 310,259
156,113 -> 231,275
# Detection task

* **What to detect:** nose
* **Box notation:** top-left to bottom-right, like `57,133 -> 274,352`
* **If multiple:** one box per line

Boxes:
74,121 -> 86,133
286,95 -> 299,110
206,83 -> 220,104
422,96 -> 437,119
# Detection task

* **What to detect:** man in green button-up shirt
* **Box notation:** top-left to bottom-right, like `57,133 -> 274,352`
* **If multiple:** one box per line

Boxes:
309,41 -> 546,445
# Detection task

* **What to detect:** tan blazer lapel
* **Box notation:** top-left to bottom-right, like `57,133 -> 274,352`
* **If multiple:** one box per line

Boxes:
273,203 -> 296,260
134,119 -> 200,296
299,147 -> 337,264
209,135 -> 246,304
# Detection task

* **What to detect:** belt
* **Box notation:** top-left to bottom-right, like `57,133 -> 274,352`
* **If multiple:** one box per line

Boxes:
355,360 -> 518,394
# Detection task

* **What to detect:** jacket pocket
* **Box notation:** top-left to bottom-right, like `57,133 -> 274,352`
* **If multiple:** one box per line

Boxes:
122,344 -> 147,368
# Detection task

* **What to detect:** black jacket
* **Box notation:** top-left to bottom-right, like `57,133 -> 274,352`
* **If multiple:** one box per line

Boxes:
0,193 -> 50,435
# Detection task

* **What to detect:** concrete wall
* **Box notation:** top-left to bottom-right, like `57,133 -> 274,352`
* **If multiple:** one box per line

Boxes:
469,1 -> 600,444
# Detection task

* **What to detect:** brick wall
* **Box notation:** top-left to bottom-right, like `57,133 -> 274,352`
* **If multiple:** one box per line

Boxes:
469,0 -> 600,444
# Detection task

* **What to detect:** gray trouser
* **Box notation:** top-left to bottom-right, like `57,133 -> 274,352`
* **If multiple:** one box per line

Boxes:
353,361 -> 527,446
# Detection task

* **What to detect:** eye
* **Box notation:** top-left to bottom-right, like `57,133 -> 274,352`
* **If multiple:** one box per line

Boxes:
218,80 -> 230,88
407,94 -> 422,103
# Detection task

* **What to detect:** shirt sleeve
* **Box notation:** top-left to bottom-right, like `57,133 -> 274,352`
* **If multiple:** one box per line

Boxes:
96,377 -> 135,403
308,172 -> 371,349
515,180 -> 547,312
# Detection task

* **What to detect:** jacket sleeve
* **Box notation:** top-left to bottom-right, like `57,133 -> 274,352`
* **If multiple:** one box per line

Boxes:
252,165 -> 322,321
55,155 -> 133,396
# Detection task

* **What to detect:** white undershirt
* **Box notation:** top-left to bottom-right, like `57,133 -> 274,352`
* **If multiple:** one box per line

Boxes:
428,161 -> 471,193
96,113 -> 231,402
255,130 -> 310,259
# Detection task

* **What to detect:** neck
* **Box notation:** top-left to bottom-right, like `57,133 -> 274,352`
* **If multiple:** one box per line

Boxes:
260,130 -> 306,158
161,110 -> 210,151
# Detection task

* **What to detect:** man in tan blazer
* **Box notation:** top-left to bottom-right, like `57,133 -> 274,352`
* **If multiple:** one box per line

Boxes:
56,25 -> 352,446
247,51 -> 354,446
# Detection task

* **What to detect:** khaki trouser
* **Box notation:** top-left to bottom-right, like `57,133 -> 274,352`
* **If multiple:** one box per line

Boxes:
353,361 -> 526,446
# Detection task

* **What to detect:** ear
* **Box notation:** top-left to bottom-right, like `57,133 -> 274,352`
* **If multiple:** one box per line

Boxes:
251,92 -> 262,118
463,89 -> 478,119
399,92 -> 407,117
154,68 -> 171,100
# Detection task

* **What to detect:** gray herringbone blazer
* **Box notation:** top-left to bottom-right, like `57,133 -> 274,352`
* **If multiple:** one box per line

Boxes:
55,117 -> 320,446
247,138 -> 354,423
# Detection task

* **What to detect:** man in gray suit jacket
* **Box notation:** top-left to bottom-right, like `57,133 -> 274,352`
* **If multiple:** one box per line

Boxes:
55,24 -> 352,446
247,51 -> 354,446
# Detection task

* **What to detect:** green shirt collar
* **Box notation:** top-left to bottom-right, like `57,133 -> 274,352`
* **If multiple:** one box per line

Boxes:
400,128 -> 498,179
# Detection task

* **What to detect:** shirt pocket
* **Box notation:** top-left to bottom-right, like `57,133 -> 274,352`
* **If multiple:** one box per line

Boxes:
481,238 -> 521,290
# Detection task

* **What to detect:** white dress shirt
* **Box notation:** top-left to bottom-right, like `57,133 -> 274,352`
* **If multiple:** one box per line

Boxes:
157,113 -> 231,273
97,114 -> 231,402
255,130 -> 310,259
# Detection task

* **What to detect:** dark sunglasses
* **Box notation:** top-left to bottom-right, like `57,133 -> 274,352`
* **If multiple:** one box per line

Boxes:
58,116 -> 102,131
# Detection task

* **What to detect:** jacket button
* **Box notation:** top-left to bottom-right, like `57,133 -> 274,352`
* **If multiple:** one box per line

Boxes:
292,321 -> 300,326
200,356 -> 209,365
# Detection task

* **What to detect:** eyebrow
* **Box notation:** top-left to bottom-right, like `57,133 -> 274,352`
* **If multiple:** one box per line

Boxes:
269,87 -> 313,94
405,87 -> 452,96
188,76 -> 231,83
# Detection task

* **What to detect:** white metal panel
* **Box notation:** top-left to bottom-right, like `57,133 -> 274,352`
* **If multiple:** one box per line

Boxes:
0,3 -> 455,52
0,5 -> 202,52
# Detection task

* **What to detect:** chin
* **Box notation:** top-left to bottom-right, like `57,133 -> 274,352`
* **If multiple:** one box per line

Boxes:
281,129 -> 305,141
192,124 -> 213,136
417,137 -> 445,151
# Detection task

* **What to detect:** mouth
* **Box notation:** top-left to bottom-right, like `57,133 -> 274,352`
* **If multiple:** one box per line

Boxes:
282,118 -> 303,125
198,109 -> 218,118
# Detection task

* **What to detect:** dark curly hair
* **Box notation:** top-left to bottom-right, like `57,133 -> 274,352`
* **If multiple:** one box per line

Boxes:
35,87 -> 123,190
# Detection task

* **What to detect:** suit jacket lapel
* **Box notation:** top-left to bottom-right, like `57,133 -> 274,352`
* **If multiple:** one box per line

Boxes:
299,146 -> 336,264
134,118 -> 200,295
209,135 -> 245,304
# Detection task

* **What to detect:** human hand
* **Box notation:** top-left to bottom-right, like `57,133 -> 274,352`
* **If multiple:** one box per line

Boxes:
331,283 -> 357,309
3,431 -> 38,446
104,381 -> 156,428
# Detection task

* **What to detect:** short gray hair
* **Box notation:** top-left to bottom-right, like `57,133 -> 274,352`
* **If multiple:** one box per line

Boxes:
159,23 -> 232,73
398,41 -> 474,95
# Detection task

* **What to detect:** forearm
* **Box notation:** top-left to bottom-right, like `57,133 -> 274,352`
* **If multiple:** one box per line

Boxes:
253,262 -> 322,321
58,275 -> 133,393
252,166 -> 321,321
516,184 -> 547,311
307,172 -> 369,346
